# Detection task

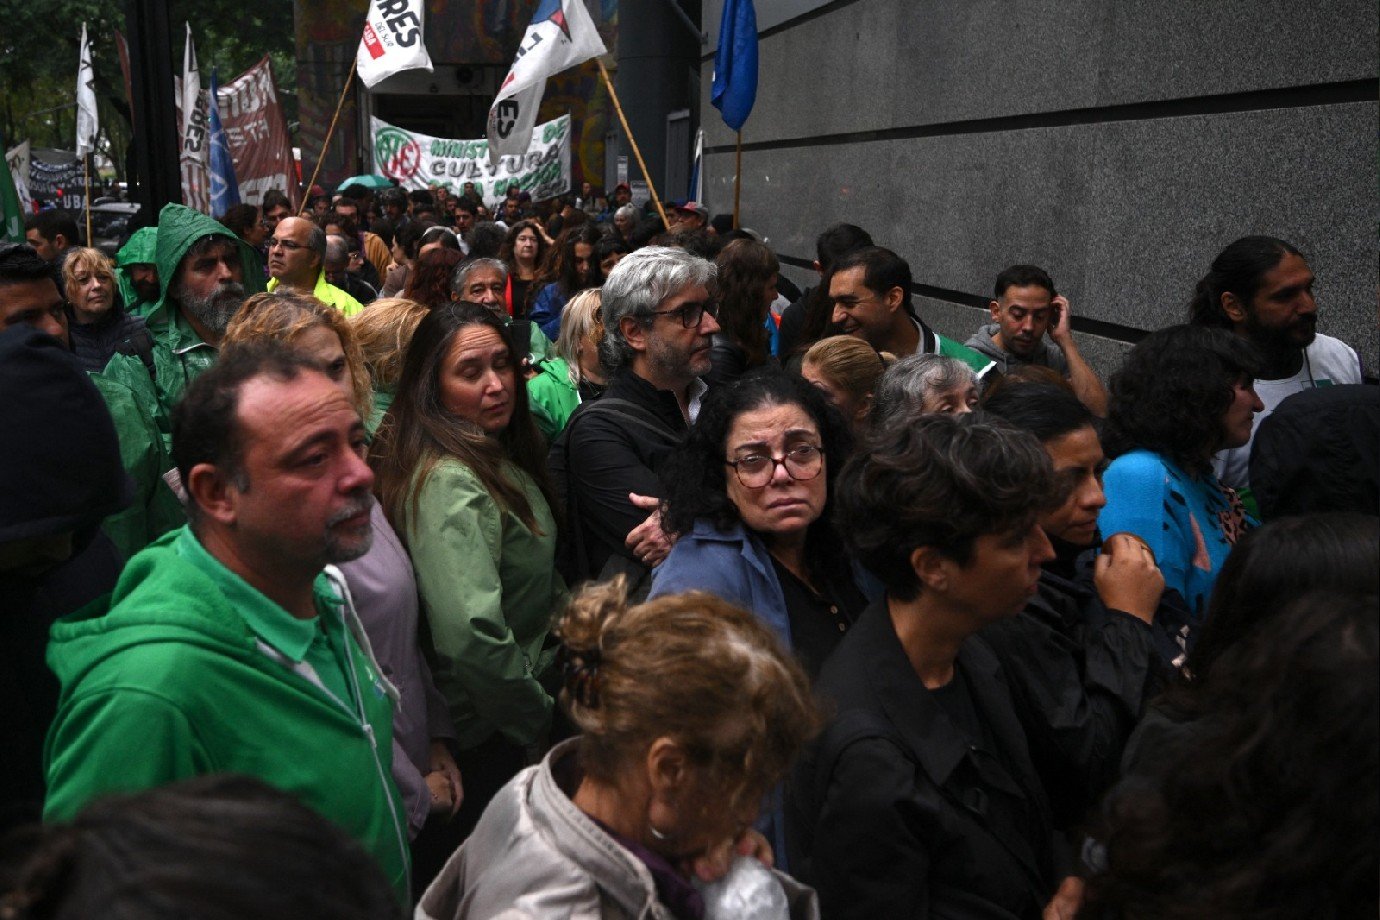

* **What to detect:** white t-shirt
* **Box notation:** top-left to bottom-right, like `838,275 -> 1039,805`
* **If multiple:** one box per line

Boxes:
1214,333 -> 1363,488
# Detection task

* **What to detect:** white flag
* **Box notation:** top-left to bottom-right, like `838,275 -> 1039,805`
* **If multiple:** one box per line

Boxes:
357,0 -> 433,89
487,0 -> 606,167
75,23 -> 99,156
181,24 -> 200,149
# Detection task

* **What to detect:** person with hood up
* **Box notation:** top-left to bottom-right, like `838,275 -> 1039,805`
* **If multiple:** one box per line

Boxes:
101,203 -> 266,450
966,264 -> 1108,416
113,226 -> 161,319
0,326 -> 132,833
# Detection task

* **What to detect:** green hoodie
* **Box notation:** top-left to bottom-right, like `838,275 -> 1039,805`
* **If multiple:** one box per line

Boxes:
114,226 -> 158,318
103,205 -> 266,449
44,527 -> 410,900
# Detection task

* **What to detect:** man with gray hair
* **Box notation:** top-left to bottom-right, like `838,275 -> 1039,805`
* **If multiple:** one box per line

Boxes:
322,234 -> 377,307
552,246 -> 720,590
265,216 -> 364,317
452,257 -> 553,365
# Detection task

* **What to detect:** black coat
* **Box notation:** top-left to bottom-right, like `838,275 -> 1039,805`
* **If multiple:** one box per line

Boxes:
550,369 -> 689,583
979,562 -> 1158,827
788,602 -> 1056,920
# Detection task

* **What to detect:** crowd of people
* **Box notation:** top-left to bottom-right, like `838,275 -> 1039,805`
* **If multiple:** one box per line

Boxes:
1,177 -> 1376,919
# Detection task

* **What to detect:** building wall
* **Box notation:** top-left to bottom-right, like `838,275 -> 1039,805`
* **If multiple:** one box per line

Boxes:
699,0 -> 1379,373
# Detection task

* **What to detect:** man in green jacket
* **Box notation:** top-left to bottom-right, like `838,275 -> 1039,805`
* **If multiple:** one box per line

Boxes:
113,226 -> 161,319
103,204 -> 266,449
44,343 -> 410,900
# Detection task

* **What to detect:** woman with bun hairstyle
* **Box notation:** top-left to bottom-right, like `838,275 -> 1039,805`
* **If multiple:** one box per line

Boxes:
417,578 -> 822,919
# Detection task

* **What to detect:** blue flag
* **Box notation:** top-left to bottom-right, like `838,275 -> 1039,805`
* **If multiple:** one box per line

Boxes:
711,0 -> 758,131
207,68 -> 240,216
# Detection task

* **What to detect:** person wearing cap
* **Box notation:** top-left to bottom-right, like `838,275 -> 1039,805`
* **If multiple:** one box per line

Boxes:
670,201 -> 708,232
611,183 -> 632,209
0,324 -> 132,831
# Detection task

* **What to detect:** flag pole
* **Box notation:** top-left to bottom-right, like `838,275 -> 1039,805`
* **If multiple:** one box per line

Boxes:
732,131 -> 742,230
300,59 -> 358,215
83,154 -> 92,244
595,58 -> 669,230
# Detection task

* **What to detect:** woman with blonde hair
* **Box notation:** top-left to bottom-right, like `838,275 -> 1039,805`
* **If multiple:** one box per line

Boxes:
418,578 -> 822,919
62,246 -> 151,373
223,292 -> 464,879
350,296 -> 430,435
526,287 -> 607,442
799,335 -> 892,435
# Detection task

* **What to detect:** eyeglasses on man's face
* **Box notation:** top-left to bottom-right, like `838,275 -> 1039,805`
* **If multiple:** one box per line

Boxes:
647,299 -> 718,328
268,237 -> 308,252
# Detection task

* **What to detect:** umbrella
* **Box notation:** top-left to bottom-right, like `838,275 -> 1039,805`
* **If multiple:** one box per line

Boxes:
335,174 -> 395,191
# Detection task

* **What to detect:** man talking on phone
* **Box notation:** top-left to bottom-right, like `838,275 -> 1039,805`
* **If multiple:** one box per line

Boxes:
967,264 -> 1109,416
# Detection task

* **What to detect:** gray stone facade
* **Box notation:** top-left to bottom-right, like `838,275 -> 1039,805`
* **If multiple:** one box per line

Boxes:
699,0 -> 1378,374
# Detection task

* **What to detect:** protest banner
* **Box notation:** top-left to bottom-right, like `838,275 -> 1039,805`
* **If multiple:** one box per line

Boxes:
370,113 -> 571,205
28,148 -> 87,210
176,55 -> 298,211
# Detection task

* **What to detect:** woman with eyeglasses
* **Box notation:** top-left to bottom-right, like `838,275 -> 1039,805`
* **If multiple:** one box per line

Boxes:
651,370 -> 866,679
648,371 -> 864,867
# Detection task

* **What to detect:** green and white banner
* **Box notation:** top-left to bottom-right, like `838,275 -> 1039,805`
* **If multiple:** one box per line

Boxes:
370,113 -> 571,206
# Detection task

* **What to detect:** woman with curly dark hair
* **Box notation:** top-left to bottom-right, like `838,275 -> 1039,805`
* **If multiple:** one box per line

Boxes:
706,238 -> 779,387
403,247 -> 464,311
498,219 -> 547,319
1084,588 -> 1378,920
1098,324 -> 1262,654
649,370 -> 864,680
528,224 -> 602,340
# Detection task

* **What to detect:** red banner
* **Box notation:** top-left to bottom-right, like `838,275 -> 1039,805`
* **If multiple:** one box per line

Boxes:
177,55 -> 299,212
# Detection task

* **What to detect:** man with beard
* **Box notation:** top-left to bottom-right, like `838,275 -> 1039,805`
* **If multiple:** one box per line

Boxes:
103,204 -> 265,450
114,228 -> 161,318
43,343 -> 410,901
551,246 -> 718,592
967,264 -> 1108,416
1189,235 -> 1363,491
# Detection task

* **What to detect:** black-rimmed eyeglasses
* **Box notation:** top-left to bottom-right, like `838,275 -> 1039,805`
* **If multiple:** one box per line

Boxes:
647,299 -> 718,328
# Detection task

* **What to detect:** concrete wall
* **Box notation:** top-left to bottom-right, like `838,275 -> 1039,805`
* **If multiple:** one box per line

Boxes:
699,0 -> 1378,374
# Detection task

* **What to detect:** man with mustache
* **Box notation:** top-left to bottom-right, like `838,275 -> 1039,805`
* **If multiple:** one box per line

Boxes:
967,264 -> 1109,416
102,204 -> 265,450
1189,235 -> 1363,492
43,343 -> 411,901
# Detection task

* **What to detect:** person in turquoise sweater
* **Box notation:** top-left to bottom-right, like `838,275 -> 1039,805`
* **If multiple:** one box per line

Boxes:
369,302 -> 567,839
1099,325 -> 1263,665
43,344 -> 410,901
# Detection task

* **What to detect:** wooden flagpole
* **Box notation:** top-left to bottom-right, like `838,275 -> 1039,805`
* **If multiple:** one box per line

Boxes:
595,58 -> 670,230
300,59 -> 358,215
82,154 -> 92,244
732,131 -> 742,229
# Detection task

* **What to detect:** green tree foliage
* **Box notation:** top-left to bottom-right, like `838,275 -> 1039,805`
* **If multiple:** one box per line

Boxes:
0,0 -> 295,175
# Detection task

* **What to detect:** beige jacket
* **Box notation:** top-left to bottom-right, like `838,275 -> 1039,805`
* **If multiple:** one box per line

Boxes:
416,740 -> 819,920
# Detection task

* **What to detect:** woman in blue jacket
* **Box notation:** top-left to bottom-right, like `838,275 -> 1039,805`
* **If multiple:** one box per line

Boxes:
649,370 -> 867,680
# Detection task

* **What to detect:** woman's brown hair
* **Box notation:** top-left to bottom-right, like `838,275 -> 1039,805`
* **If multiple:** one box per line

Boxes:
349,296 -> 428,392
714,238 -> 779,369
222,291 -> 373,417
803,334 -> 893,404
368,301 -> 553,534
555,577 -> 821,816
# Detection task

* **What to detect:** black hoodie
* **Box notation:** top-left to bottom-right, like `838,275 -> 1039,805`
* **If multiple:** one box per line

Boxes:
0,326 -> 132,831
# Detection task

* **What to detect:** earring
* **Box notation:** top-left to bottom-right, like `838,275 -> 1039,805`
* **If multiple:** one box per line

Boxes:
647,823 -> 669,841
